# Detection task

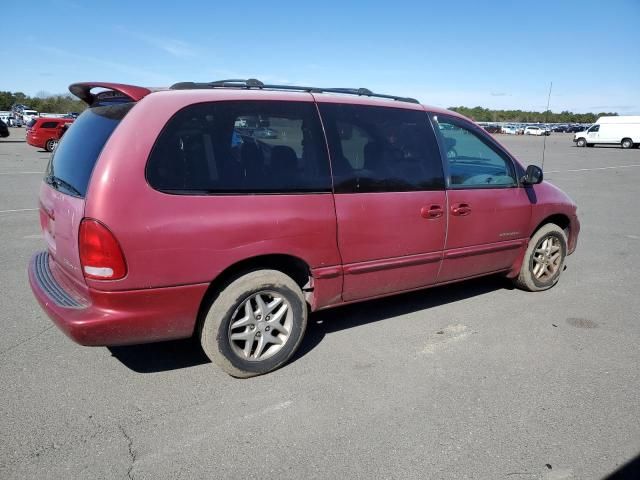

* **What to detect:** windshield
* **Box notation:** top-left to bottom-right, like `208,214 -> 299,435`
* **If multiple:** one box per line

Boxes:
45,102 -> 134,197
24,110 -> 38,115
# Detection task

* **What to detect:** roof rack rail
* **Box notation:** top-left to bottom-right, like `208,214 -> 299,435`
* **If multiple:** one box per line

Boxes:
169,79 -> 419,104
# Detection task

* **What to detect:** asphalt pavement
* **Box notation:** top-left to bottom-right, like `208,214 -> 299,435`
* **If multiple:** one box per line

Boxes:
1,129 -> 639,479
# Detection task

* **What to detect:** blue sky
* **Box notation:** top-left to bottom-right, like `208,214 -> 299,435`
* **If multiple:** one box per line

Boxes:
2,0 -> 639,113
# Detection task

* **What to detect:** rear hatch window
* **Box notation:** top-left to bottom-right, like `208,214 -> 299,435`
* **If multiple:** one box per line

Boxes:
45,102 -> 134,197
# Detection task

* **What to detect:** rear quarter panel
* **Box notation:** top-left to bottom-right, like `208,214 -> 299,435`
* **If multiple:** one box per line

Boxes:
84,90 -> 341,292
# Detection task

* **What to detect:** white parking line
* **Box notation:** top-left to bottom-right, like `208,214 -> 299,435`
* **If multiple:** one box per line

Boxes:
0,171 -> 42,175
545,164 -> 640,173
0,208 -> 38,214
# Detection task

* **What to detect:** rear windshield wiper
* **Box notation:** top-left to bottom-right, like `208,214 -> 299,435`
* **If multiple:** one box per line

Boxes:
45,175 -> 82,197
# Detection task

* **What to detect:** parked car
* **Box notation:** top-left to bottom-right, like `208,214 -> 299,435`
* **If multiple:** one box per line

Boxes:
11,103 -> 29,116
26,117 -> 74,151
2,112 -> 21,127
482,124 -> 501,134
524,126 -> 550,136
28,80 -> 580,377
9,115 -> 23,127
552,125 -> 568,132
574,116 -> 640,148
501,125 -> 518,135
0,119 -> 9,138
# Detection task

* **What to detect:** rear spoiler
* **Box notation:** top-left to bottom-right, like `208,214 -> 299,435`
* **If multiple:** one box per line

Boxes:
69,82 -> 152,106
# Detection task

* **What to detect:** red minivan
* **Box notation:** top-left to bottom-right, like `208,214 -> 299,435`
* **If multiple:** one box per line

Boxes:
26,117 -> 74,151
28,80 -> 580,377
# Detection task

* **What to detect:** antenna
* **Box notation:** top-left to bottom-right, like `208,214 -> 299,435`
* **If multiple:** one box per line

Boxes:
541,81 -> 553,170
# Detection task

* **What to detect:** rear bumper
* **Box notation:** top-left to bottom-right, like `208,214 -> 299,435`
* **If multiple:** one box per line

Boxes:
28,251 -> 208,346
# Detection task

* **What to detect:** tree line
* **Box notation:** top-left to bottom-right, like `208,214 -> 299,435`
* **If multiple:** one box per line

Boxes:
448,106 -> 617,124
0,91 -> 86,114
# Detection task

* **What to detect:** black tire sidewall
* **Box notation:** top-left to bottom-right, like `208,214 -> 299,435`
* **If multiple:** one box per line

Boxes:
217,284 -> 305,374
528,230 -> 567,290
45,139 -> 55,152
200,270 -> 308,377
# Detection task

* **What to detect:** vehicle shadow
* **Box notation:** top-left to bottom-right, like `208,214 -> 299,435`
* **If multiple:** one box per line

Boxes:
603,452 -> 640,479
108,275 -> 512,374
108,337 -> 211,373
292,275 -> 511,362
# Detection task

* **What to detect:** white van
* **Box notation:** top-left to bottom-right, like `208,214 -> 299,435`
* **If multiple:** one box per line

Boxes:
574,116 -> 640,149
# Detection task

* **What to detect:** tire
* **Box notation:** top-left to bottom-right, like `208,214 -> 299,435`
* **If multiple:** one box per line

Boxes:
621,138 -> 633,149
45,139 -> 56,152
576,138 -> 586,147
200,269 -> 308,378
514,223 -> 567,292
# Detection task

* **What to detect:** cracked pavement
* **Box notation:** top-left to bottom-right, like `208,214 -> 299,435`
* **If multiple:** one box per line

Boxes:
1,133 -> 639,479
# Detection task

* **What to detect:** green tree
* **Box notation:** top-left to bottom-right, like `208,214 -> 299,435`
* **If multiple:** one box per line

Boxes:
448,106 -> 617,123
0,91 -> 86,113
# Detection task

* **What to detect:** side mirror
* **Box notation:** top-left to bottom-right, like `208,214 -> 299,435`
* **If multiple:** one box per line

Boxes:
522,165 -> 543,185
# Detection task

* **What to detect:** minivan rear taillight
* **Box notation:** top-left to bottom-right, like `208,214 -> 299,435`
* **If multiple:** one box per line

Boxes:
79,219 -> 127,280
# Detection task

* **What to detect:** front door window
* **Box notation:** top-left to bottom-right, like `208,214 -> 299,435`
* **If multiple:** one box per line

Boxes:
433,116 -> 517,188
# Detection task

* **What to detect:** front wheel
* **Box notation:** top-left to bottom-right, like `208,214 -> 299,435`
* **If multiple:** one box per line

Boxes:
576,138 -> 586,147
514,224 -> 567,292
200,270 -> 308,378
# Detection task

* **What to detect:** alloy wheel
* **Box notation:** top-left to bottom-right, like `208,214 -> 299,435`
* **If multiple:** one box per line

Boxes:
531,236 -> 562,281
228,291 -> 293,361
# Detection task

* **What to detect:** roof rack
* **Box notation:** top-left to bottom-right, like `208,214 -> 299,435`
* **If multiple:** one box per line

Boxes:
169,78 -> 419,104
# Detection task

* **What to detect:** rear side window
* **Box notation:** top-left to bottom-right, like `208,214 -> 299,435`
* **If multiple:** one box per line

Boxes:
318,103 -> 444,193
146,101 -> 331,194
45,102 -> 134,197
41,121 -> 58,129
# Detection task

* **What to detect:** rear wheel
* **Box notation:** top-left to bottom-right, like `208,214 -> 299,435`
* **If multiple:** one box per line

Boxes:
45,139 -> 56,152
200,270 -> 308,378
621,138 -> 633,149
514,224 -> 567,292
576,138 -> 586,147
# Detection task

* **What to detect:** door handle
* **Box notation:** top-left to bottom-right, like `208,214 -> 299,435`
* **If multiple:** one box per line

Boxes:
421,204 -> 444,219
451,203 -> 471,216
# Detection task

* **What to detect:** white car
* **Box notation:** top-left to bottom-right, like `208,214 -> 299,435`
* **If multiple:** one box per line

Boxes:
524,126 -> 549,136
502,125 -> 517,135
